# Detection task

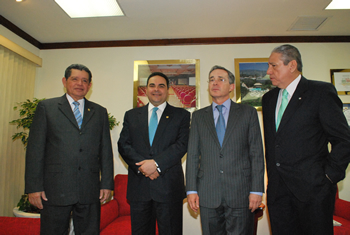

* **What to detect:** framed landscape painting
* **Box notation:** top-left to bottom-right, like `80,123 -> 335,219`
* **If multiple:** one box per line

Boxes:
234,58 -> 273,111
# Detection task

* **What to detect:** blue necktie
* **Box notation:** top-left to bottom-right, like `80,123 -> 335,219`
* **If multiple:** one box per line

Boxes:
73,101 -> 83,129
276,89 -> 289,130
216,105 -> 226,146
149,107 -> 158,146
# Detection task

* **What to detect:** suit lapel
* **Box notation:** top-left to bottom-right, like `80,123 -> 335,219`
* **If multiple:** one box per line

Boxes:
203,105 -> 221,148
81,98 -> 95,129
278,76 -> 308,132
152,103 -> 174,147
222,101 -> 240,148
138,105 -> 150,146
58,95 -> 80,130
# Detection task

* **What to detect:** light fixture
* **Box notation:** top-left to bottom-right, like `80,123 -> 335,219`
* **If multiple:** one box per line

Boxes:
326,0 -> 350,9
16,0 -> 23,2
54,0 -> 124,18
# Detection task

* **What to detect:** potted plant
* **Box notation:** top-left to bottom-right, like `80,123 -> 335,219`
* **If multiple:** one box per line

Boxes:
10,98 -> 119,216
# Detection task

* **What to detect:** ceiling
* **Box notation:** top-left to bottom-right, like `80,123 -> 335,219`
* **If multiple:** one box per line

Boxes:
0,0 -> 349,45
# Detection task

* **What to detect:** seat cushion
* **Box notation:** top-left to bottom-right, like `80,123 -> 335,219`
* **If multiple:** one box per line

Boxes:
0,217 -> 40,235
100,216 -> 131,235
333,215 -> 350,235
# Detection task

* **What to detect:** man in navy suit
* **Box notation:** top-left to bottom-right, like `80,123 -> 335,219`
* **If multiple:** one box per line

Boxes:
118,72 -> 190,235
25,64 -> 114,234
262,44 -> 350,234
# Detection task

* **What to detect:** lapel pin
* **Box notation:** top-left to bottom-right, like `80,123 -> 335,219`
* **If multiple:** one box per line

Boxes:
88,108 -> 91,111
166,116 -> 169,118
299,97 -> 302,100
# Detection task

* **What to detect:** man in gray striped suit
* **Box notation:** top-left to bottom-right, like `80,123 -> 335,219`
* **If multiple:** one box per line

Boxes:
186,65 -> 264,235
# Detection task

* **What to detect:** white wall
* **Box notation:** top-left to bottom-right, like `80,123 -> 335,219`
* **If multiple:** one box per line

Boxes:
34,43 -> 350,235
2,29 -> 349,234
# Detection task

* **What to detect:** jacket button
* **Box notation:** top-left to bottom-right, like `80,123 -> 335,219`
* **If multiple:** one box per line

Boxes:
80,149 -> 82,152
78,166 -> 81,170
220,154 -> 223,158
220,170 -> 223,173
276,163 -> 280,167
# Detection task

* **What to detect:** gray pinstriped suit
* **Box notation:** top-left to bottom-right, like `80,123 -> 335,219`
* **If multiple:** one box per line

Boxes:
186,100 -> 264,233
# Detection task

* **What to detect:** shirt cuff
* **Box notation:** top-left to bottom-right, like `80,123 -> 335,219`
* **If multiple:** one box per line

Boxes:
187,191 -> 198,195
250,192 -> 263,196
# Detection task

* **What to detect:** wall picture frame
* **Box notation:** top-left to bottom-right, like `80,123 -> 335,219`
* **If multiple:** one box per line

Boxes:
234,58 -> 273,111
330,69 -> 350,95
133,59 -> 200,111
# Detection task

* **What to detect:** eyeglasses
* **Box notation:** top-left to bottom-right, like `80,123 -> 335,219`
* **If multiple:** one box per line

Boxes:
208,78 -> 228,84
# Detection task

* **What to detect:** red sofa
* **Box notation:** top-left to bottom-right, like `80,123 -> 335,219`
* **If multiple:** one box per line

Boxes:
0,217 -> 40,235
333,187 -> 350,235
100,174 -> 264,235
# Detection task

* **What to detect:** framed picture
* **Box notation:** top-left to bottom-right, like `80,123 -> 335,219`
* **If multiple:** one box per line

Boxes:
330,69 -> 350,95
343,103 -> 350,126
133,59 -> 200,111
234,58 -> 273,111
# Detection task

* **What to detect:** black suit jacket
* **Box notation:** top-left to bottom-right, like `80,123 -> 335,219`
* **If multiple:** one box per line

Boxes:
262,76 -> 350,203
25,95 -> 114,206
118,103 -> 190,203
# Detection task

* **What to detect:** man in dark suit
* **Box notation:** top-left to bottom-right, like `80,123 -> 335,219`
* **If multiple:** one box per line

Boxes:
118,72 -> 190,235
262,44 -> 350,234
25,64 -> 114,234
186,65 -> 264,235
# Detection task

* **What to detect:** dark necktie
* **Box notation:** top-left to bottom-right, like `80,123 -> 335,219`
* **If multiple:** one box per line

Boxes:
216,105 -> 226,146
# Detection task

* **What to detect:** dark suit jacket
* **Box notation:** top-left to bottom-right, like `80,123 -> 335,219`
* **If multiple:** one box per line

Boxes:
262,76 -> 350,203
25,95 -> 114,206
118,103 -> 190,203
186,101 -> 264,208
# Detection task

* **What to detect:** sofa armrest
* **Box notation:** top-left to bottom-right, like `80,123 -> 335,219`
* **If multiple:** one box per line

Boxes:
100,199 -> 119,231
334,198 -> 350,221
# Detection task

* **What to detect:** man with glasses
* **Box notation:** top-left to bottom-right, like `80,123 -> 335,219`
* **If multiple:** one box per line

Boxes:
186,65 -> 264,235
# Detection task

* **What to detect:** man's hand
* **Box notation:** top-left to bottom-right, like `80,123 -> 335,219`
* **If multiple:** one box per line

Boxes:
249,193 -> 262,212
187,193 -> 200,213
136,160 -> 157,177
149,171 -> 160,180
28,191 -> 47,209
100,189 -> 111,203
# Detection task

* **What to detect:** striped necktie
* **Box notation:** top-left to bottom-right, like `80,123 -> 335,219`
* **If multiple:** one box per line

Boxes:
73,101 -> 83,129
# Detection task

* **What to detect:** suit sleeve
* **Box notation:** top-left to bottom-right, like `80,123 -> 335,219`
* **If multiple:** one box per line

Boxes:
185,111 -> 200,192
118,111 -> 147,174
320,84 -> 350,183
99,108 -> 114,190
247,108 -> 265,193
153,110 -> 190,172
25,101 -> 47,194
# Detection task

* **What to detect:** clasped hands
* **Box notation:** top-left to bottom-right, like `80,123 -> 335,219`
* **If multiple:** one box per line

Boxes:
136,159 -> 159,180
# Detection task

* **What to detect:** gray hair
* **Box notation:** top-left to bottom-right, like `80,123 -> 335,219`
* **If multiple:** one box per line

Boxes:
272,44 -> 303,72
64,64 -> 92,82
209,65 -> 235,84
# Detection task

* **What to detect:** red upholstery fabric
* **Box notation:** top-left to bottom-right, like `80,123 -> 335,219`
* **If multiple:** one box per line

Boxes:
0,217 -> 40,235
333,187 -> 350,235
100,174 -> 159,235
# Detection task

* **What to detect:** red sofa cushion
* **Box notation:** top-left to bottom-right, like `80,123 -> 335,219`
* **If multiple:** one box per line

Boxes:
0,217 -> 40,235
100,199 -> 119,231
114,174 -> 130,216
100,216 -> 132,235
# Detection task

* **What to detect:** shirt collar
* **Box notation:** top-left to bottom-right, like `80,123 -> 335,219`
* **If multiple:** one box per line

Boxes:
148,102 -> 167,112
212,98 -> 231,112
284,74 -> 301,98
66,94 -> 84,105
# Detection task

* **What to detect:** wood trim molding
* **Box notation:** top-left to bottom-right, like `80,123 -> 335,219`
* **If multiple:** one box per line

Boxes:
1,15 -> 350,50
40,36 -> 350,50
0,15 -> 42,49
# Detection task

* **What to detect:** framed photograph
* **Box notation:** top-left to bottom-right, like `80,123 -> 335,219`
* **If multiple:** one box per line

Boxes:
234,58 -> 274,111
133,59 -> 200,111
343,103 -> 350,126
330,69 -> 350,95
